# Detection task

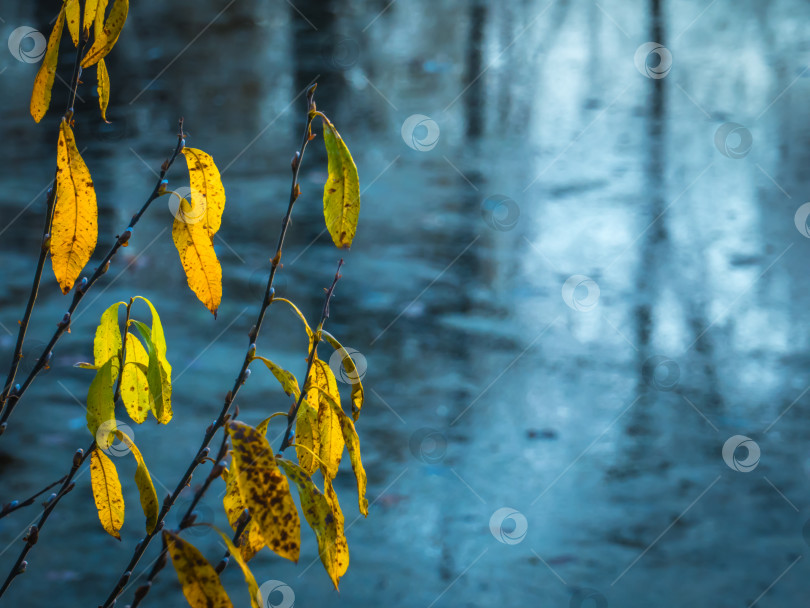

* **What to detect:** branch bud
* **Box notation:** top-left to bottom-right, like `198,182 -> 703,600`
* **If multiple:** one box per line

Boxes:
133,582 -> 152,602
25,525 -> 38,545
73,449 -> 84,467
214,557 -> 229,574
118,228 -> 132,246
158,179 -> 168,194
291,151 -> 300,172
17,560 -> 27,574
57,312 -> 71,329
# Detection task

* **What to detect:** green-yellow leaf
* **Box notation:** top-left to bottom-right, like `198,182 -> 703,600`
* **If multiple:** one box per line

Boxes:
321,114 -> 360,249
116,431 -> 158,533
52,120 -> 98,294
131,320 -> 172,424
172,195 -> 222,316
278,459 -> 344,589
221,465 -> 265,563
94,301 -> 124,377
321,329 -> 365,421
208,525 -> 261,608
307,357 -> 343,481
251,356 -> 300,399
81,0 -> 128,68
181,148 -> 226,236
318,387 -> 369,516
86,358 -> 115,439
322,474 -> 349,581
164,530 -> 233,608
97,58 -> 110,122
30,7 -> 65,123
90,447 -> 124,540
227,421 -> 300,563
65,0 -> 80,45
121,333 -> 150,423
132,296 -> 171,377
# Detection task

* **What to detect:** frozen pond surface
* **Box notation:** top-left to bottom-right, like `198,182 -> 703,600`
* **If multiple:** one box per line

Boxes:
1,0 -> 810,606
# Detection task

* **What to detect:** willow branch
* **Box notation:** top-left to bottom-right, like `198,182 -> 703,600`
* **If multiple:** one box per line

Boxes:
0,474 -> 67,520
98,84 -> 320,608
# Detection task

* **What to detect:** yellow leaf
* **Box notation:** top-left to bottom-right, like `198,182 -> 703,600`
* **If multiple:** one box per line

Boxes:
91,0 -> 109,39
65,0 -> 80,46
278,459 -> 344,589
133,295 -> 172,380
52,120 -> 98,294
121,333 -> 150,423
83,0 -> 101,35
251,356 -> 300,399
164,530 -> 233,608
94,301 -> 124,377
295,398 -> 320,476
321,330 -> 365,421
221,465 -> 264,563
86,358 -> 115,439
307,358 -> 343,480
274,298 -> 313,342
81,0 -> 128,68
227,421 -> 300,562
90,447 -> 124,540
322,474 -> 349,581
318,387 -> 369,516
172,196 -> 222,316
30,8 -> 64,123
97,58 -> 110,122
321,114 -> 360,249
116,431 -> 158,533
131,321 -> 172,424
181,148 -> 226,236
208,526 -> 261,608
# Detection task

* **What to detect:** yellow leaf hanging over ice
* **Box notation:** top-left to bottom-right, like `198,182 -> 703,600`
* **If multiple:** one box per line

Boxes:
131,320 -> 172,424
29,8 -> 64,123
81,0 -> 128,68
323,474 -> 349,581
278,459 -> 344,589
90,447 -> 124,540
208,526 -> 261,608
321,114 -> 360,249
307,358 -> 343,481
321,330 -> 365,421
181,148 -> 226,236
121,333 -> 150,423
227,421 -> 300,562
318,388 -> 369,516
164,530 -> 233,608
86,358 -> 115,439
172,195 -> 222,316
221,465 -> 265,563
252,356 -> 300,399
117,431 -> 158,533
96,58 -> 110,122
94,301 -> 124,376
65,0 -> 80,45
83,0 -> 101,35
52,120 -> 98,294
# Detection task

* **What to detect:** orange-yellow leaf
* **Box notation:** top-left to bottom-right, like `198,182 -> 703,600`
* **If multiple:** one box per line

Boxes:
52,120 -> 98,294
29,7 -> 65,123
97,58 -> 110,122
307,358 -> 343,480
181,148 -> 226,236
90,447 -> 124,540
81,0 -> 128,68
172,196 -> 222,316
65,0 -> 80,45
227,421 -> 300,563
321,114 -> 360,249
279,459 -> 344,589
164,530 -> 233,608
221,465 -> 265,563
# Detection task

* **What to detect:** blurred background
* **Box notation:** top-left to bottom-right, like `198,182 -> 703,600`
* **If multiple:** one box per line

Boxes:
1,0 -> 809,606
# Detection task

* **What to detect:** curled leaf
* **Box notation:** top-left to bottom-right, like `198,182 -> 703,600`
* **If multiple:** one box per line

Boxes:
30,7 -> 65,122
131,320 -> 172,424
227,421 -> 300,563
320,114 -> 360,249
81,0 -> 129,68
90,447 -> 124,540
321,329 -> 365,421
164,530 -> 233,608
52,120 -> 98,294
251,356 -> 300,399
274,298 -> 313,342
117,432 -> 158,533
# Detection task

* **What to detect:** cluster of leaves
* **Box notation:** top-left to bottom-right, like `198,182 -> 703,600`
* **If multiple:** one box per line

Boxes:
11,1 -> 369,605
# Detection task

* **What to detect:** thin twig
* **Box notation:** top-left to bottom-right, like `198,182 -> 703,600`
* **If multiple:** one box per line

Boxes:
0,442 -> 93,599
0,474 -> 68,520
99,84 -> 320,608
0,121 -> 186,436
